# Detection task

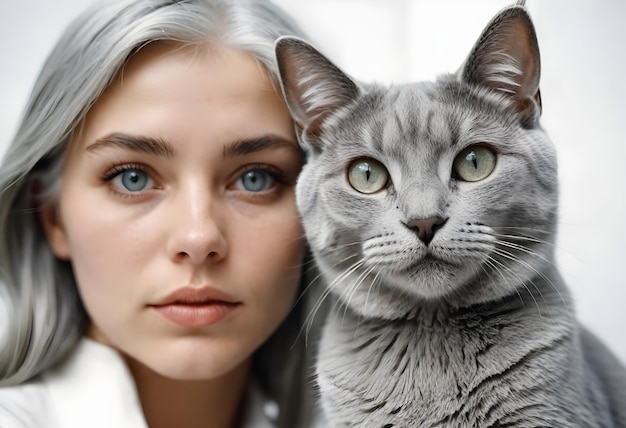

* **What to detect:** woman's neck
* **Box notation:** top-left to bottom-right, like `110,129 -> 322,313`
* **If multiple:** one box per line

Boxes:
124,356 -> 252,428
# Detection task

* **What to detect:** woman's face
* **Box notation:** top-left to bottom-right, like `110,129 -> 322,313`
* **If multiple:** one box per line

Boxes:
42,42 -> 304,380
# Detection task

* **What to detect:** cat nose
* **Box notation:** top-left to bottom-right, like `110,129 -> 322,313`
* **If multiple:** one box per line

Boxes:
404,216 -> 448,246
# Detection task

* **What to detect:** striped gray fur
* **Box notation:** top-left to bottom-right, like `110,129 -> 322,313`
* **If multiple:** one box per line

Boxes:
276,3 -> 626,427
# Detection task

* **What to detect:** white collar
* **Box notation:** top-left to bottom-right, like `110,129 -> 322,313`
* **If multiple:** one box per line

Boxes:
43,338 -> 148,428
42,338 -> 278,427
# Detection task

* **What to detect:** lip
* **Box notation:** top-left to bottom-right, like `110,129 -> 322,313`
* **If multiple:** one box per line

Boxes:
150,286 -> 242,327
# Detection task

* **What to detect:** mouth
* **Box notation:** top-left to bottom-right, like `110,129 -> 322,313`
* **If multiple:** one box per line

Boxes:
150,286 -> 242,327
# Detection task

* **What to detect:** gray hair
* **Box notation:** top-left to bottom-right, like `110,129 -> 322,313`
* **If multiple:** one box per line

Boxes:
0,0 -> 313,423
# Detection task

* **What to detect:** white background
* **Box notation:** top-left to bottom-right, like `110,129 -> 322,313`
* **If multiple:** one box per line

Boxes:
1,0 -> 624,363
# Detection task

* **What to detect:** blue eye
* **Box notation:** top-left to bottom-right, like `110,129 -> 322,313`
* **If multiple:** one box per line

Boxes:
112,169 -> 152,192
238,169 -> 275,192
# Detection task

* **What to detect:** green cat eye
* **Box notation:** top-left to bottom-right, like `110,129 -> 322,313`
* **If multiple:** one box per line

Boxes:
453,145 -> 497,182
347,158 -> 389,194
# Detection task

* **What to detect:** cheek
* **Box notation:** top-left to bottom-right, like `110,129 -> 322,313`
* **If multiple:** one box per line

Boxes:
58,197 -> 152,310
239,207 -> 304,308
258,221 -> 303,289
64,226 -> 129,319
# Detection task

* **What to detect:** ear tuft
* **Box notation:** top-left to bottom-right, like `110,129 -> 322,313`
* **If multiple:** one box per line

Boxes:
461,5 -> 542,126
275,37 -> 359,141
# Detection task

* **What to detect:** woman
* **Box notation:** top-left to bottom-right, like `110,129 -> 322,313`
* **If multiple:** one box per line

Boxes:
0,0 -> 323,426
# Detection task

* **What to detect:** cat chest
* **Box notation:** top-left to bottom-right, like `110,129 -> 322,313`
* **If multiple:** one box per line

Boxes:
319,315 -> 489,400
317,311 -> 570,426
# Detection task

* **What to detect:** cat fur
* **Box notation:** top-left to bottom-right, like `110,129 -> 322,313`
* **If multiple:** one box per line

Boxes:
275,3 -> 626,427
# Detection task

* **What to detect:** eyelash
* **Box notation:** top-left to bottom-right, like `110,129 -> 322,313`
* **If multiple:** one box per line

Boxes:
101,162 -> 148,182
100,162 -> 289,197
101,162 -> 155,199
240,164 -> 289,186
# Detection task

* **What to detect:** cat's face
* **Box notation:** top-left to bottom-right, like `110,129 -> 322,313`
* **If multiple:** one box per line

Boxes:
277,5 -> 559,318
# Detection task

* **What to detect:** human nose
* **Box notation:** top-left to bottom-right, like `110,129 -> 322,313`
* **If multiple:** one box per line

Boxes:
166,185 -> 227,265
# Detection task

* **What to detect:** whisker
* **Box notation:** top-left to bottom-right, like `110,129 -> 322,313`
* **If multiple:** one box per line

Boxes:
319,241 -> 367,256
328,259 -> 365,311
490,225 -> 552,236
493,239 -> 554,267
483,256 -> 526,308
364,268 -> 383,317
494,246 -> 570,315
488,229 -> 581,273
349,265 -> 380,336
490,248 -> 548,316
489,232 -> 548,245
339,261 -> 371,326
296,254 -> 364,345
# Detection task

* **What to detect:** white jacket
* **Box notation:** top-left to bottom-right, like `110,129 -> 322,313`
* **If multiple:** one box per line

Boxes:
0,339 -> 282,428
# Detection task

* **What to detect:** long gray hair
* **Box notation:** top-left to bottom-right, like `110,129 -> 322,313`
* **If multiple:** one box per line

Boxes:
0,0 -> 315,424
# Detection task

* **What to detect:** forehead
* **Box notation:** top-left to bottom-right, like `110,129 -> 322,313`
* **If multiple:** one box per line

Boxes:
103,41 -> 277,109
69,41 -> 290,151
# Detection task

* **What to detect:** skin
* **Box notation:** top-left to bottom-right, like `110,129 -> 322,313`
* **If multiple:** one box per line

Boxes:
40,42 -> 304,428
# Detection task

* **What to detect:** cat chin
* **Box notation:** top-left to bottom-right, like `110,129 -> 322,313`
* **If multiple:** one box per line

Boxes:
332,265 -> 480,320
384,255 -> 477,301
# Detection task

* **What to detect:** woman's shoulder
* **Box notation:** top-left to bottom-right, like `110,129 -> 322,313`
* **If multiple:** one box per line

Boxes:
0,376 -> 55,428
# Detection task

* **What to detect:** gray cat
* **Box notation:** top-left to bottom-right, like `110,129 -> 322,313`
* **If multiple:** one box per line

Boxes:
275,3 -> 626,428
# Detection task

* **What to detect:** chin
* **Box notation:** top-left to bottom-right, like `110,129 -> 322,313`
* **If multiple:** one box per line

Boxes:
390,259 -> 477,302
128,337 -> 253,381
149,353 -> 249,381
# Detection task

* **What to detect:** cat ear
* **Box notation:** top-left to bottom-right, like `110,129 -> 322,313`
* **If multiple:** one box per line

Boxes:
460,3 -> 542,126
275,36 -> 359,142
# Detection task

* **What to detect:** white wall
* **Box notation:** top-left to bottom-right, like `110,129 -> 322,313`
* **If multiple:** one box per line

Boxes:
1,0 -> 624,362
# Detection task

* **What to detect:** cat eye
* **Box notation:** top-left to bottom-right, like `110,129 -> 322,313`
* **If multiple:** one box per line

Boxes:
347,158 -> 389,194
453,145 -> 496,182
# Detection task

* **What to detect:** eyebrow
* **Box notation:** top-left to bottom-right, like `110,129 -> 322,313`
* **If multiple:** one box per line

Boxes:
222,135 -> 298,159
86,133 -> 175,158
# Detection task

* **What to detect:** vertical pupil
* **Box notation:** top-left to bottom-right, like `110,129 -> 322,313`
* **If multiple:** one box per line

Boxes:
365,164 -> 371,181
466,152 -> 478,169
